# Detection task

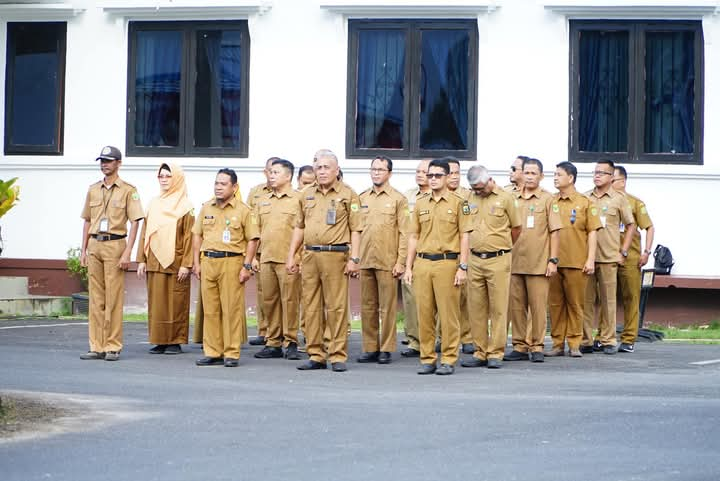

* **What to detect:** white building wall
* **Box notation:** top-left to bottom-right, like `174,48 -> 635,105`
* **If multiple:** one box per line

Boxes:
0,0 -> 718,276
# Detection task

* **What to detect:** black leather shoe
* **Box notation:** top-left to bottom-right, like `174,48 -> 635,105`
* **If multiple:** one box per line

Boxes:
461,357 -> 487,368
356,351 -> 380,363
224,358 -> 239,367
249,336 -> 266,346
331,362 -> 347,372
529,352 -> 545,363
196,356 -> 224,366
618,343 -> 635,353
400,348 -> 420,358
164,344 -> 182,355
579,345 -> 594,354
487,358 -> 502,369
80,351 -> 105,360
149,345 -> 166,354
435,364 -> 454,375
417,363 -> 436,375
592,340 -> 603,352
401,339 -> 409,345
285,342 -> 301,360
297,360 -> 327,370
254,346 -> 283,359
377,352 -> 392,364
503,350 -> 529,361
461,343 -> 476,354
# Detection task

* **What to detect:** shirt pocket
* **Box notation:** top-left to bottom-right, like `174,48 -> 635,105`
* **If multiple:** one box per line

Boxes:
488,206 -> 506,228
381,207 -> 396,225
89,198 -> 102,218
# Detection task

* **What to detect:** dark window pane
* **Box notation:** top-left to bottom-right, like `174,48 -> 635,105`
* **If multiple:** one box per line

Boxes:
419,29 -> 469,151
355,29 -> 405,149
578,30 -> 629,152
195,29 -> 242,149
645,31 -> 695,154
134,30 -> 182,147
7,23 -> 63,148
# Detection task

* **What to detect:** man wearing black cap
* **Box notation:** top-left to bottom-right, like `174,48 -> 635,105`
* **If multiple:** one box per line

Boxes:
79,146 -> 144,361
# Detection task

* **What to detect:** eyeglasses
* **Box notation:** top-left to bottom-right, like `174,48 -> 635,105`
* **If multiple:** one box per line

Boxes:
593,171 -> 613,176
370,168 -> 389,173
157,174 -> 173,179
426,173 -> 446,179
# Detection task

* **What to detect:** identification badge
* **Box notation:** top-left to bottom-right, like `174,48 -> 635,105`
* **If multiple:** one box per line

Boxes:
600,216 -> 607,228
99,218 -> 109,233
222,219 -> 231,243
526,216 -> 535,229
326,200 -> 337,225
619,222 -> 625,233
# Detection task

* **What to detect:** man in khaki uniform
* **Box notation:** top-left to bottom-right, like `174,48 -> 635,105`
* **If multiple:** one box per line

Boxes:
504,156 -> 528,193
445,157 -> 474,354
581,160 -> 635,355
246,157 -> 276,345
612,166 -> 655,353
192,168 -> 259,367
400,160 -> 430,358
461,165 -> 521,369
506,158 -> 562,363
297,165 -> 316,190
79,146 -> 144,361
404,159 -> 471,376
548,162 -> 602,357
357,155 -> 408,364
252,159 -> 302,361
286,151 -> 362,372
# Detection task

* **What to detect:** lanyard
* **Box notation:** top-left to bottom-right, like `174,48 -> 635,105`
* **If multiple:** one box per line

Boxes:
101,184 -> 115,218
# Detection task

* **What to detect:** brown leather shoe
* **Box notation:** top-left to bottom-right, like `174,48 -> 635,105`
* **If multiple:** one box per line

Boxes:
569,349 -> 583,358
545,348 -> 565,357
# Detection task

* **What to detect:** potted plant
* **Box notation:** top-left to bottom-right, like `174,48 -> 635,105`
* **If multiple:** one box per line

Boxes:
66,247 -> 89,315
0,177 -> 20,256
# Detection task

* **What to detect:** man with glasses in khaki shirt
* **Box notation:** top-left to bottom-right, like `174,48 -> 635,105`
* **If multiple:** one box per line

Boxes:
357,156 -> 408,365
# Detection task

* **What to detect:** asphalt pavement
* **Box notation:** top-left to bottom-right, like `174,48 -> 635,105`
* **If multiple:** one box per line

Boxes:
1,318 -> 719,481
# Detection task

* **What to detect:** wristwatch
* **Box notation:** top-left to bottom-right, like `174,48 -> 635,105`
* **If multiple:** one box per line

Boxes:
621,250 -> 628,258
458,263 -> 468,271
643,249 -> 652,255
548,257 -> 559,265
243,263 -> 253,271
350,257 -> 360,264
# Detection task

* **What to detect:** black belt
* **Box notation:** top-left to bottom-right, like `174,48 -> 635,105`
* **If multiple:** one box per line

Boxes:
471,249 -> 511,259
305,244 -> 349,252
91,234 -> 126,241
417,252 -> 459,261
203,251 -> 242,258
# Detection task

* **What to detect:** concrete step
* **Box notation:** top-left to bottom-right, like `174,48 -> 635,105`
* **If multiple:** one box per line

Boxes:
0,276 -> 29,297
0,295 -> 71,318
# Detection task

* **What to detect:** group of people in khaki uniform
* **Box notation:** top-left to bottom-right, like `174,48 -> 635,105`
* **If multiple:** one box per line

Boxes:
79,145 -> 654,374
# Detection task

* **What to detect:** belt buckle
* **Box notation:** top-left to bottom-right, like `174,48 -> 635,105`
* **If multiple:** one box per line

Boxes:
480,253 -> 488,259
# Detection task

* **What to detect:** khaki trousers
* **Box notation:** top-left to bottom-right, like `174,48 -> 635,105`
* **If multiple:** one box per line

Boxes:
302,250 -> 349,364
87,238 -> 126,352
509,274 -> 549,353
618,260 -> 641,344
436,285 -> 471,344
401,279 -> 420,350
261,261 -> 300,348
549,268 -> 586,350
468,254 -> 511,361
413,258 -> 460,366
146,271 -> 191,345
200,255 -> 246,359
360,268 -> 398,353
582,262 -> 618,347
255,252 -> 267,337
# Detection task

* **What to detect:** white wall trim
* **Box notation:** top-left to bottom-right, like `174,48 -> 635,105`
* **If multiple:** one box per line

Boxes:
100,1 -> 272,20
542,1 -> 720,19
0,3 -> 84,20
319,1 -> 500,18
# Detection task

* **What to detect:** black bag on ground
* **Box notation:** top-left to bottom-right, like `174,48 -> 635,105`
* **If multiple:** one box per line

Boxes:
653,244 -> 674,275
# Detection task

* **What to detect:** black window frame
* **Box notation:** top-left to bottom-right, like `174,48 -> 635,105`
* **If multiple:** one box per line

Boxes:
4,21 -> 66,156
126,20 -> 250,158
569,20 -> 704,165
346,19 -> 478,160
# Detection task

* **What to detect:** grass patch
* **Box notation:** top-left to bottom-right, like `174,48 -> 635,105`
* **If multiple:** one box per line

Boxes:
647,321 -> 720,342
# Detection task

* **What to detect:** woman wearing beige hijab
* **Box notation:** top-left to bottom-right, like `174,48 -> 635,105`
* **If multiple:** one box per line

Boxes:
137,163 -> 194,354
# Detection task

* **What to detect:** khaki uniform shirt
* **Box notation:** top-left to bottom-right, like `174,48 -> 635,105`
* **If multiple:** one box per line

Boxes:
511,189 -> 562,275
451,186 -> 471,201
620,192 -> 653,260
409,190 -> 472,254
81,178 -> 144,234
359,184 -> 408,270
255,189 -> 302,264
468,186 -> 521,252
192,197 -> 259,254
585,187 -> 635,263
552,190 -> 603,269
247,183 -> 271,253
503,184 -> 520,193
295,180 -> 363,245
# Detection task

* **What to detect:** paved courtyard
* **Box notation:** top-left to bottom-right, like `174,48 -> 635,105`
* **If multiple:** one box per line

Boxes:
1,318 -> 719,481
